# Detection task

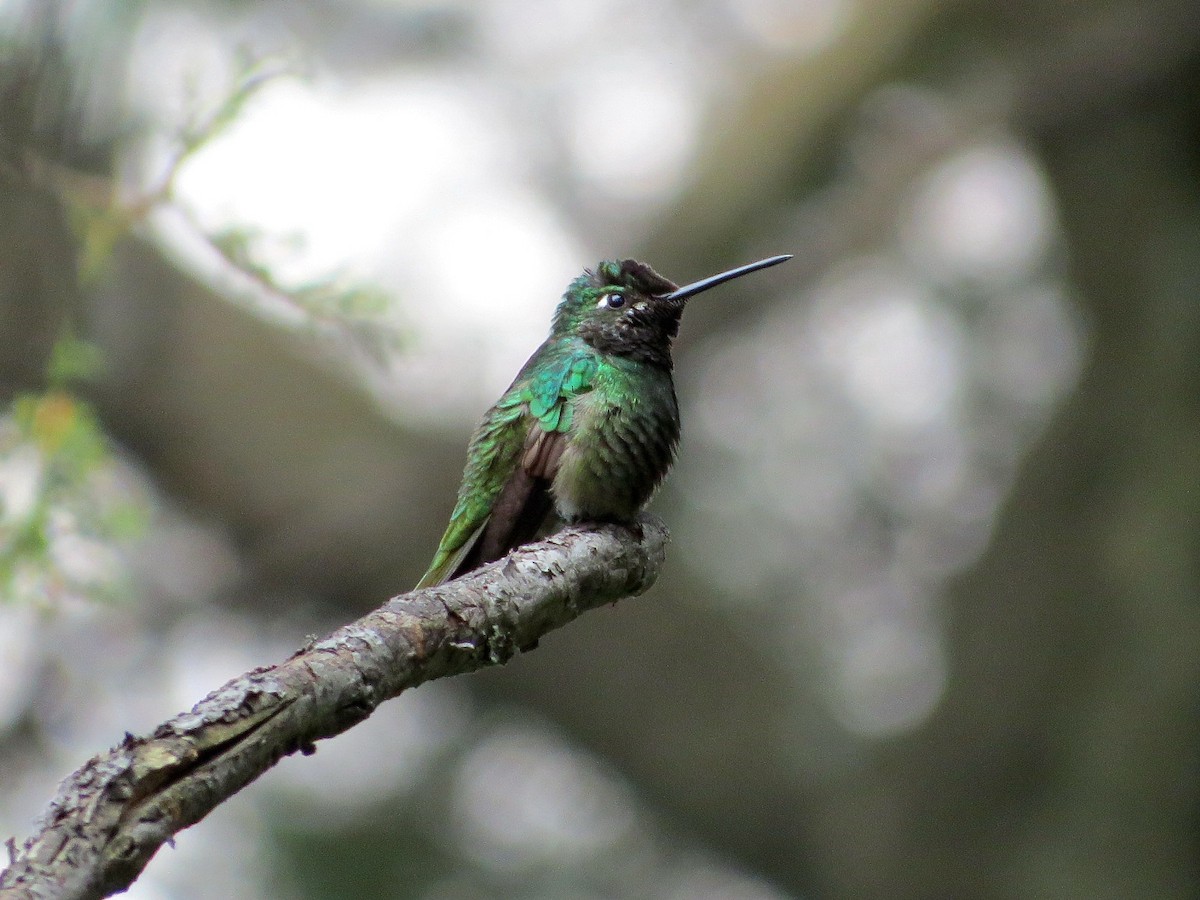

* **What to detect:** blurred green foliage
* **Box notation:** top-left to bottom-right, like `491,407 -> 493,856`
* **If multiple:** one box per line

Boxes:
0,334 -> 146,606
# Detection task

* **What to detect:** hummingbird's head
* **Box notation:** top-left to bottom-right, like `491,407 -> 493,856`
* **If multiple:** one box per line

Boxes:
553,259 -> 685,367
551,255 -> 793,368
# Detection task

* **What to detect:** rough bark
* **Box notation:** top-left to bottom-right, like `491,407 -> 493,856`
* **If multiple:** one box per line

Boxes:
0,518 -> 669,900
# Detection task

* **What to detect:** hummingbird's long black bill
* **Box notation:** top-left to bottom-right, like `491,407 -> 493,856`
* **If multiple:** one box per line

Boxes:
662,254 -> 793,302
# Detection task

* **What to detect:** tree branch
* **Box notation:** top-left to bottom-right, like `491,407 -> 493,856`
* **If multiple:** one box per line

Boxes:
0,517 -> 669,900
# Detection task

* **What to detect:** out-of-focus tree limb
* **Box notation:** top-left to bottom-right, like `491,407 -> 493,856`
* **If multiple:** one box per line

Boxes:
0,518 -> 669,900
645,0 -> 946,273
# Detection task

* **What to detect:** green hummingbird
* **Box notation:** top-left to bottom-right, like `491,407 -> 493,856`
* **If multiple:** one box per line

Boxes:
416,253 -> 792,588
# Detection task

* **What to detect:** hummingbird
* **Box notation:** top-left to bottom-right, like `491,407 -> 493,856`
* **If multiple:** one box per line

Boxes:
416,253 -> 792,588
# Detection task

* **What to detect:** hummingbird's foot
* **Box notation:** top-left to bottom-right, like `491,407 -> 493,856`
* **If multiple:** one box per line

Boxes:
569,515 -> 644,541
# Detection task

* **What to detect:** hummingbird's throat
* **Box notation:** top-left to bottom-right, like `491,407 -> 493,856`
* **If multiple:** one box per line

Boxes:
578,305 -> 680,368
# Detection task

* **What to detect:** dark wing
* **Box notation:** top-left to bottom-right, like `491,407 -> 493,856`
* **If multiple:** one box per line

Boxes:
415,395 -> 529,588
416,348 -> 596,587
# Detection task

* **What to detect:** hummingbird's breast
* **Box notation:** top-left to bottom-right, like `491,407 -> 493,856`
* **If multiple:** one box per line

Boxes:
551,361 -> 681,522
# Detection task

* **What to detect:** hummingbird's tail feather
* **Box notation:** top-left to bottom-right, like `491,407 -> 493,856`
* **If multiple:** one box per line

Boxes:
415,469 -> 556,588
455,468 -> 554,579
415,521 -> 487,588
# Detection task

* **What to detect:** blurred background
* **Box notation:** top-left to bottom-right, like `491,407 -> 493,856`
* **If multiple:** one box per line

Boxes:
1,0 -> 1198,897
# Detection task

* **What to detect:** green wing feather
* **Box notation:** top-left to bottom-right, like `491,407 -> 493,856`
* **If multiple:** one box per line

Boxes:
416,397 -> 528,588
529,352 -> 595,432
416,344 -> 596,588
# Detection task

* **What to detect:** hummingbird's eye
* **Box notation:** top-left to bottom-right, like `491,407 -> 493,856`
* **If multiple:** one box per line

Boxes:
598,293 -> 626,310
